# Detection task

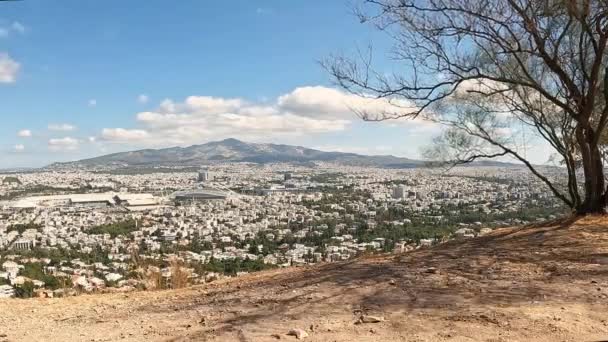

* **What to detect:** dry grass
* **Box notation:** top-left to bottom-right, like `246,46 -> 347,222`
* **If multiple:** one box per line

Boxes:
169,258 -> 190,290
143,266 -> 163,290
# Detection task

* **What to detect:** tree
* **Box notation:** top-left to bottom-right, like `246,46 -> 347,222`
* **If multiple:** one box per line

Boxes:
15,281 -> 35,299
325,0 -> 608,215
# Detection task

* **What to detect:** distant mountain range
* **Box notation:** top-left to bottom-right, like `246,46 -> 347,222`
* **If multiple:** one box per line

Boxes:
47,138 -> 517,169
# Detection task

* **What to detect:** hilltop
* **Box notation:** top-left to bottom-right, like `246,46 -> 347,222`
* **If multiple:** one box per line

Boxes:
1,216 -> 608,341
48,138 -> 425,169
46,138 -> 520,170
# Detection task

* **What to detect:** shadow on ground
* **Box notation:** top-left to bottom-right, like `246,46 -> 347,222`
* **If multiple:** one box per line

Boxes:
137,216 -> 608,340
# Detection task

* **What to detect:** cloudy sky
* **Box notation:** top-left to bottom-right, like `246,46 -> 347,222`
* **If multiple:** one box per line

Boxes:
0,0 -> 550,168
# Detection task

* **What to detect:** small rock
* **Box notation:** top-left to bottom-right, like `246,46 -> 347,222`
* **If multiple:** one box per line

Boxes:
479,314 -> 499,325
591,280 -> 598,284
359,315 -> 385,324
287,328 -> 309,339
425,267 -> 438,274
389,279 -> 396,285
271,333 -> 282,339
479,228 -> 493,236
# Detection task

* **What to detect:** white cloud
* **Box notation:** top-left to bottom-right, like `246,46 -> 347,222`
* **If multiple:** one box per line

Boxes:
99,86 -> 438,147
0,53 -> 19,83
183,96 -> 244,114
277,86 -> 417,120
48,137 -> 79,151
0,22 -> 25,38
137,94 -> 149,104
48,123 -> 77,132
88,99 -> 97,107
14,144 -> 24,152
101,128 -> 149,143
11,22 -> 25,34
17,129 -> 32,137
495,127 -> 513,137
159,99 -> 176,112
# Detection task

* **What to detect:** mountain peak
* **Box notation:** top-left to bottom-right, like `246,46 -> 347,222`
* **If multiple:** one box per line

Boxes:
49,138 -> 426,169
218,138 -> 246,146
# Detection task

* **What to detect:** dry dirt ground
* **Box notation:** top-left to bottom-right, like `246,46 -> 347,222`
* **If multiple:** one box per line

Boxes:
2,216 -> 608,342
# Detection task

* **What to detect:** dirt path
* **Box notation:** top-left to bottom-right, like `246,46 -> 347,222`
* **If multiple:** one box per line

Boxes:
2,216 -> 608,341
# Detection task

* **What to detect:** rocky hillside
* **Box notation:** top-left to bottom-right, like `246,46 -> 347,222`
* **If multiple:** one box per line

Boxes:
49,138 -> 426,169
2,216 -> 608,341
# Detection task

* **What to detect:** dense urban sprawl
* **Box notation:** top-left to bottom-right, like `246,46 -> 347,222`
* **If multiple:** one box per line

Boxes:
0,163 -> 566,298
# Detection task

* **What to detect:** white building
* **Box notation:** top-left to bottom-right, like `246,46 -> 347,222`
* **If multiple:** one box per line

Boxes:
198,169 -> 213,182
0,285 -> 14,298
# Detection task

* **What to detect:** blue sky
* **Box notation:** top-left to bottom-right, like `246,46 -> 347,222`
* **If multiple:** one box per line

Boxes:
0,0 -> 547,167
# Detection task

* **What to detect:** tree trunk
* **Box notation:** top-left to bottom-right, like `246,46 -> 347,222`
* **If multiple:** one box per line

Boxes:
575,125 -> 607,215
564,150 -> 581,209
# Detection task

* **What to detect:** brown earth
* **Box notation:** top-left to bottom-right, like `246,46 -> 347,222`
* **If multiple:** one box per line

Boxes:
2,216 -> 608,342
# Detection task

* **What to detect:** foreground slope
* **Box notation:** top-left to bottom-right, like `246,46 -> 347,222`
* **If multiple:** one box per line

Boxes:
2,217 -> 608,342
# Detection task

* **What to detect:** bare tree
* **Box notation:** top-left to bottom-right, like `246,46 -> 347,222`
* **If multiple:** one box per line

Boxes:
325,0 -> 608,215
